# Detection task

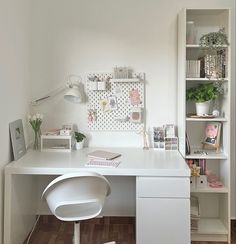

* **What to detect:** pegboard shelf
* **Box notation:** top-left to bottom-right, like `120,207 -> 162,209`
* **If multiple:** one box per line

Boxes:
110,78 -> 141,83
87,72 -> 145,131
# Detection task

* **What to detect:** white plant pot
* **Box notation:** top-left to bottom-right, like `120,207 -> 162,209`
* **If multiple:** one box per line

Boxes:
195,101 -> 211,116
75,140 -> 84,150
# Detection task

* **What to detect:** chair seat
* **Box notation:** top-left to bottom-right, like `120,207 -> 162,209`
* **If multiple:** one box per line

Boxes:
42,172 -> 111,221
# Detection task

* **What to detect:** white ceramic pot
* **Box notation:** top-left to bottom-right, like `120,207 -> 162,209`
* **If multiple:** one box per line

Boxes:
195,100 -> 211,116
75,140 -> 84,150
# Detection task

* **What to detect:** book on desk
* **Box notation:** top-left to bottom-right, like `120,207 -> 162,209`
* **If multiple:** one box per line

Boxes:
85,150 -> 122,168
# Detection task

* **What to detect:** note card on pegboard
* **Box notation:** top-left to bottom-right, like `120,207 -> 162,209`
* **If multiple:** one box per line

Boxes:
87,72 -> 145,131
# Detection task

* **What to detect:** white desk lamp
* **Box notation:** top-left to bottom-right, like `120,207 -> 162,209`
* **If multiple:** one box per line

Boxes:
31,75 -> 83,106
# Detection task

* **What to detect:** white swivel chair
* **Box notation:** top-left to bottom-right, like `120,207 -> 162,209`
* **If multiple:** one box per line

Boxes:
42,172 -> 113,244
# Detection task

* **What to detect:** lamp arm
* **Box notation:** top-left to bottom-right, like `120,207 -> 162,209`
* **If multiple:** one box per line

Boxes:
31,84 -> 66,106
31,75 -> 83,106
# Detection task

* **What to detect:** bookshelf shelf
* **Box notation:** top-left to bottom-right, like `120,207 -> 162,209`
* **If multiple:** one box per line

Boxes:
186,117 -> 228,122
191,186 -> 228,193
186,44 -> 228,48
186,149 -> 227,160
192,218 -> 228,235
186,78 -> 228,81
178,8 -> 231,243
186,154 -> 227,160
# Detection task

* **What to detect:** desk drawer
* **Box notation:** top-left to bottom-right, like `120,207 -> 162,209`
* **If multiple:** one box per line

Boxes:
136,177 -> 190,198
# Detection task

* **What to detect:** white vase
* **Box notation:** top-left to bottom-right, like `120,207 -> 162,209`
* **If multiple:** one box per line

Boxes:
75,140 -> 84,150
195,101 -> 211,116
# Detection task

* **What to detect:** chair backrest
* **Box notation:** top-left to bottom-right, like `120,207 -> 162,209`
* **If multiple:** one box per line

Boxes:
42,172 -> 111,221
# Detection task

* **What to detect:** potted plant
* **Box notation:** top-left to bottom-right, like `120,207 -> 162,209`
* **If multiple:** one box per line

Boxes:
74,132 -> 86,150
199,28 -> 229,50
186,83 -> 221,116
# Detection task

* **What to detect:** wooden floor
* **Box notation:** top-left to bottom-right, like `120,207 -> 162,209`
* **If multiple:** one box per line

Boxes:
24,216 -> 236,244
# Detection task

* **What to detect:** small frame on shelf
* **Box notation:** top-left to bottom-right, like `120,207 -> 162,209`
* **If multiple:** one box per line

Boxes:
202,122 -> 221,152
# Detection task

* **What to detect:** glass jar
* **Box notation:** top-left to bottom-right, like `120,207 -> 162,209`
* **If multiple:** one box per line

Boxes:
186,21 -> 196,44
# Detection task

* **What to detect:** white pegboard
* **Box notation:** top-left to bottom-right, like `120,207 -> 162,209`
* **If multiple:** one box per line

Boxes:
87,72 -> 145,131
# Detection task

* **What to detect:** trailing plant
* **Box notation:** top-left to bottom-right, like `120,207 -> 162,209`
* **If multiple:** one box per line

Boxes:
74,132 -> 86,142
186,83 -> 222,103
199,28 -> 229,50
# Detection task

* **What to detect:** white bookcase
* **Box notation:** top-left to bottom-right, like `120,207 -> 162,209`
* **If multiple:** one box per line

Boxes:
178,9 -> 231,243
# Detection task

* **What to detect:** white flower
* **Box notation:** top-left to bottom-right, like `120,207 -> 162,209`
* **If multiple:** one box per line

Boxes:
39,114 -> 43,120
36,113 -> 41,119
32,115 -> 36,121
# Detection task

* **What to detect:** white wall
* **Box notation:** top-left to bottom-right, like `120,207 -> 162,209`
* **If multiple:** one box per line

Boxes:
0,0 -> 31,243
30,0 -> 235,216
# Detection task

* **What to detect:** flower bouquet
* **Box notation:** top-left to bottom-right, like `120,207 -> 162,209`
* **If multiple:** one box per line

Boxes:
28,113 -> 43,150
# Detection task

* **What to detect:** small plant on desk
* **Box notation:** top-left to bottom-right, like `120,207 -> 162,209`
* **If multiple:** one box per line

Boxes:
74,132 -> 86,150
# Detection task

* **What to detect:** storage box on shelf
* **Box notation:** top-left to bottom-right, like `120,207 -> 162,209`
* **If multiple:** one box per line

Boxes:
178,8 -> 231,243
41,135 -> 72,152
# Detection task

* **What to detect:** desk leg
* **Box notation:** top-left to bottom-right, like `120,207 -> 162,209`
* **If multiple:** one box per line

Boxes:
4,174 -> 38,244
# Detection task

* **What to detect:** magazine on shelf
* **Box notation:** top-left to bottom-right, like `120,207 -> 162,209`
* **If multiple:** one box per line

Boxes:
185,133 -> 191,155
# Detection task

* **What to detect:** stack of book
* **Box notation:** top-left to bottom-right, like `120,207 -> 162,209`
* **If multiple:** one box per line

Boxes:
186,60 -> 201,78
85,150 -> 121,168
191,196 -> 200,232
186,50 -> 227,79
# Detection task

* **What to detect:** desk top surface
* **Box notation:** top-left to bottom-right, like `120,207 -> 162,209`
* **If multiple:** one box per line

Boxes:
5,147 -> 190,177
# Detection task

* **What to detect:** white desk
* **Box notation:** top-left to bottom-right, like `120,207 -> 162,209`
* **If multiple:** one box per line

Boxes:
4,148 -> 190,244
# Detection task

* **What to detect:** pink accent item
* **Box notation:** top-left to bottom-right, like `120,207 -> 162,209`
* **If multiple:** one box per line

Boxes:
129,89 -> 141,105
206,172 -> 224,188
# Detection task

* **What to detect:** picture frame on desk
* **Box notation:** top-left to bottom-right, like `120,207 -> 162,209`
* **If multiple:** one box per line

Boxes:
153,127 -> 165,150
9,119 -> 26,160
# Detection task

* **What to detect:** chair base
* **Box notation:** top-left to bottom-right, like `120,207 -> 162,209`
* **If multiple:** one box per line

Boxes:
73,221 -> 116,244
74,222 -> 80,244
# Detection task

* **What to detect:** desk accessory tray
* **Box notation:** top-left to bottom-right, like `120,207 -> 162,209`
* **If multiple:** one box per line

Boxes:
41,135 -> 72,152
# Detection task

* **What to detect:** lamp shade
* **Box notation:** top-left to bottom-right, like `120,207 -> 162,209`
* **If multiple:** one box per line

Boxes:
64,87 -> 82,103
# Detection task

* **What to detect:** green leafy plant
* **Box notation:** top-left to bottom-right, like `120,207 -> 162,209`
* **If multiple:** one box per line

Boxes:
74,132 -> 86,142
199,28 -> 229,50
186,83 -> 221,103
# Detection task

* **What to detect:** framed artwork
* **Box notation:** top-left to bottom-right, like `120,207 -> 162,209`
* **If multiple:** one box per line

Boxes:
129,88 -> 141,106
113,85 -> 123,98
203,122 -> 221,151
164,124 -> 175,137
153,127 -> 165,150
108,95 -> 118,111
130,107 -> 142,124
9,119 -> 26,160
100,98 -> 110,113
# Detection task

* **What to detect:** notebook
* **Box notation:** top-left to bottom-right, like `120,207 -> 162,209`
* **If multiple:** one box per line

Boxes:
87,150 -> 121,160
85,159 -> 121,168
